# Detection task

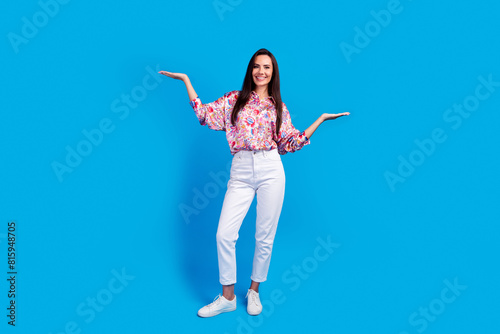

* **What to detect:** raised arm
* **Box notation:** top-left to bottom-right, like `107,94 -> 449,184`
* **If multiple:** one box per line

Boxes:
158,71 -> 198,102
304,112 -> 350,139
159,70 -> 228,131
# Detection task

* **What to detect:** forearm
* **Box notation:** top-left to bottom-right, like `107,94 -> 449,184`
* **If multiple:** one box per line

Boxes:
182,76 -> 199,102
304,115 -> 325,139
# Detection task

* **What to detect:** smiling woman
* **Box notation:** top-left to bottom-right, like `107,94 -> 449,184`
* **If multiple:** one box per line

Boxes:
159,48 -> 349,318
230,51 -> 285,138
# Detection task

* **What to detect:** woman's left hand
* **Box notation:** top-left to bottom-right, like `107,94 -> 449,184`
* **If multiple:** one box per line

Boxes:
321,112 -> 350,121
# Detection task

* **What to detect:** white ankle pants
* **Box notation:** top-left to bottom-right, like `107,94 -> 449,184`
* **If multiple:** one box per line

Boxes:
216,149 -> 286,286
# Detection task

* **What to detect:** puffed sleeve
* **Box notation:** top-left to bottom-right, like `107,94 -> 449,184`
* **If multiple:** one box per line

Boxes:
189,92 -> 231,131
276,102 -> 310,155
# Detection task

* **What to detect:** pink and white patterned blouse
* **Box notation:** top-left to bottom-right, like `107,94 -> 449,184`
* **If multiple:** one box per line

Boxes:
189,90 -> 310,155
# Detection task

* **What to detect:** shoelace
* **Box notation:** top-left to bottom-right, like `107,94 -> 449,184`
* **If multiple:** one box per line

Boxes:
246,290 -> 258,306
207,294 -> 222,309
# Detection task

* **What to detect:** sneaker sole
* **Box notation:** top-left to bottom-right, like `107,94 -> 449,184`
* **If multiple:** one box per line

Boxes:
198,306 -> 236,318
247,308 -> 262,316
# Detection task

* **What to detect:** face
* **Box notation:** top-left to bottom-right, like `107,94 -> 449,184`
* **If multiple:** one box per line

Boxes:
252,55 -> 273,88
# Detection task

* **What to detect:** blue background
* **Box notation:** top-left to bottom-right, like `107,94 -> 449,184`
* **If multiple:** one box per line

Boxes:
1,0 -> 499,333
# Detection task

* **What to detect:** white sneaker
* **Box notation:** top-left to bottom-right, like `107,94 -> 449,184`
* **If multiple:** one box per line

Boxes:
246,289 -> 262,316
197,294 -> 236,318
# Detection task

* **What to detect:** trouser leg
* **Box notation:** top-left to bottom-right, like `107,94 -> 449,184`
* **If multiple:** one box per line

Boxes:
251,157 -> 285,283
216,161 -> 255,285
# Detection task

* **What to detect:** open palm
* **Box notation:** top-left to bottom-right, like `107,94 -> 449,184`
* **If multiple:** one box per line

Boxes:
322,112 -> 350,121
158,70 -> 187,81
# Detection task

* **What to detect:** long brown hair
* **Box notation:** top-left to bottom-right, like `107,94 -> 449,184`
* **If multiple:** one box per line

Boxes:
231,48 -> 283,137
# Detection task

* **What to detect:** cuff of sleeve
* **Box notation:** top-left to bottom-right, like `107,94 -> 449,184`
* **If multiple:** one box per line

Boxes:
301,131 -> 310,142
189,96 -> 200,108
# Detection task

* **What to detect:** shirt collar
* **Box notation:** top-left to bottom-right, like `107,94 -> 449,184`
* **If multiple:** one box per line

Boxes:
251,90 -> 275,104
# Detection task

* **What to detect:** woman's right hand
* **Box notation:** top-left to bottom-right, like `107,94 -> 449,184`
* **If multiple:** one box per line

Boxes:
158,70 -> 187,81
159,70 -> 198,101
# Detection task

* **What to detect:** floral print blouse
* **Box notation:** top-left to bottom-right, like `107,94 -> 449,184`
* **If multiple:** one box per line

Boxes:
189,90 -> 310,155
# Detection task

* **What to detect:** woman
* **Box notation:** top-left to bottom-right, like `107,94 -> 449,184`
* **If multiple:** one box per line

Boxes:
159,48 -> 349,317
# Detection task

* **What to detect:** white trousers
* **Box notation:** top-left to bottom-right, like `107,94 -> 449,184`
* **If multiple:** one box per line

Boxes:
216,149 -> 286,285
